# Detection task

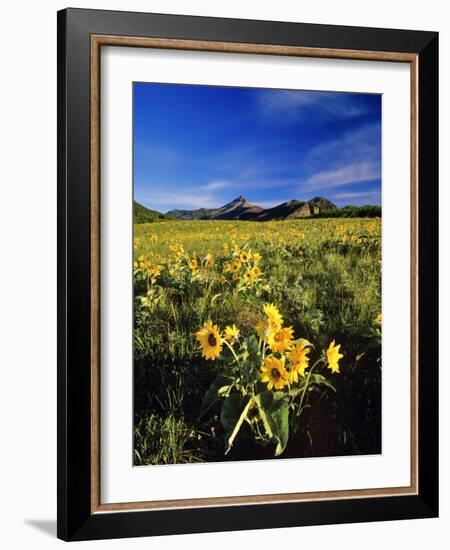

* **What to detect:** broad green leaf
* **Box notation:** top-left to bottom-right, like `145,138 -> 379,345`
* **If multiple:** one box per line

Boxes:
294,374 -> 336,394
308,373 -> 336,392
254,391 -> 277,442
199,374 -> 234,418
270,395 -> 289,456
220,394 -> 252,454
220,393 -> 242,432
246,335 -> 260,357
367,336 -> 381,349
254,391 -> 289,456
295,338 -> 315,350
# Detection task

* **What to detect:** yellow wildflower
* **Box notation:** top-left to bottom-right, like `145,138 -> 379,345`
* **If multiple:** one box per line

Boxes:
240,251 -> 250,263
269,326 -> 294,353
252,266 -> 262,278
263,303 -> 283,332
244,270 -> 254,282
224,324 -> 240,343
326,340 -> 343,373
189,258 -> 198,270
195,321 -> 223,361
288,340 -> 311,383
204,253 -> 214,268
260,356 -> 289,391
230,260 -> 241,272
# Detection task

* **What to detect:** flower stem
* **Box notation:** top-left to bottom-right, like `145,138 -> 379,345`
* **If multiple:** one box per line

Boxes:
223,339 -> 240,364
297,358 -> 325,417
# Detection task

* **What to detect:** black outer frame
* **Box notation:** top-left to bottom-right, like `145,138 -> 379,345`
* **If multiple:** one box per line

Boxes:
57,8 -> 438,542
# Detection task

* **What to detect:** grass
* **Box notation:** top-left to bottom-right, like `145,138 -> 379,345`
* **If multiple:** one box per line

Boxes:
133,218 -> 382,465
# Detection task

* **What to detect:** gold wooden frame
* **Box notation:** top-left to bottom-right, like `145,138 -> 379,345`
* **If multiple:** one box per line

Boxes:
90,35 -> 419,514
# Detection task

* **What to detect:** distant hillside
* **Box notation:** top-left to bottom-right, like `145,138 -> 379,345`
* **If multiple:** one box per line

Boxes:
166,196 -> 338,221
133,201 -> 167,223
254,197 -> 336,221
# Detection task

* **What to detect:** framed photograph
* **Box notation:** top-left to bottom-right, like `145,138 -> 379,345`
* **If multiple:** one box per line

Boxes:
57,8 -> 438,541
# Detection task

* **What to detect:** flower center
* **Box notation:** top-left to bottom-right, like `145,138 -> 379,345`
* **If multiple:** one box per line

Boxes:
275,331 -> 284,341
271,368 -> 281,379
208,333 -> 217,347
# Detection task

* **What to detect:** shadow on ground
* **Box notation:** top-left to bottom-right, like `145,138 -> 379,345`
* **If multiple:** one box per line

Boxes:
25,519 -> 56,538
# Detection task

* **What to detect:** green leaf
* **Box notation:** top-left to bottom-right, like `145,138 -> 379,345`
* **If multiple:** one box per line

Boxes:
199,374 -> 234,418
293,373 -> 335,395
254,391 -> 276,440
270,395 -> 289,456
295,338 -> 315,350
308,373 -> 336,392
246,335 -> 260,357
367,336 -> 382,349
220,394 -> 252,454
254,391 -> 289,456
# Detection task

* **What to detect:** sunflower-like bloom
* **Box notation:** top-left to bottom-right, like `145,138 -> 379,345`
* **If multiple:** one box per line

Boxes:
262,303 -> 283,332
240,251 -> 250,263
252,266 -> 262,278
244,270 -> 255,282
260,356 -> 289,390
230,260 -> 241,272
288,340 -> 311,383
195,321 -> 223,360
373,312 -> 382,326
326,340 -> 343,373
268,326 -> 294,353
255,319 -> 269,340
204,253 -> 214,268
256,303 -> 284,344
189,258 -> 198,270
224,324 -> 240,343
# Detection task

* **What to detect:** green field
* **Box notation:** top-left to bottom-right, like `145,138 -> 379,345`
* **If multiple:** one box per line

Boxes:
133,218 -> 382,465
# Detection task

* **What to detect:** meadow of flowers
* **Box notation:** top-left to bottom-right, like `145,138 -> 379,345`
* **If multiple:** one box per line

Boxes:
133,218 -> 382,465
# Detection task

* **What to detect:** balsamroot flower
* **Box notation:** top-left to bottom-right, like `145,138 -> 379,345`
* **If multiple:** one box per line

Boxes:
195,321 -> 223,360
260,355 -> 289,390
326,340 -> 343,373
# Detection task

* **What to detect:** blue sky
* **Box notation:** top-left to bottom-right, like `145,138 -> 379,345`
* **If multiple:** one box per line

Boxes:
133,82 -> 381,211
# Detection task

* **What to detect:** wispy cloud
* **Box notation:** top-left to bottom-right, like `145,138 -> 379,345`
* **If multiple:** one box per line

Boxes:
204,180 -> 229,191
256,90 -> 370,125
331,189 -> 381,206
303,160 -> 381,189
308,122 -> 381,163
137,180 -> 238,211
296,122 -> 381,195
137,189 -> 222,211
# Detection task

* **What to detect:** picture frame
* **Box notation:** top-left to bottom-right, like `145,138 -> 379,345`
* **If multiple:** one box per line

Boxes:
57,7 -> 438,541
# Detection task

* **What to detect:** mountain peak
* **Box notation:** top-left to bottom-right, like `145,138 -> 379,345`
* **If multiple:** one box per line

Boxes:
220,195 -> 249,210
166,196 -> 338,221
229,195 -> 246,204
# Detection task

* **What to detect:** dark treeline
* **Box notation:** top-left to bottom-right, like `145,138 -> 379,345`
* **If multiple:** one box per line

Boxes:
314,205 -> 382,218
